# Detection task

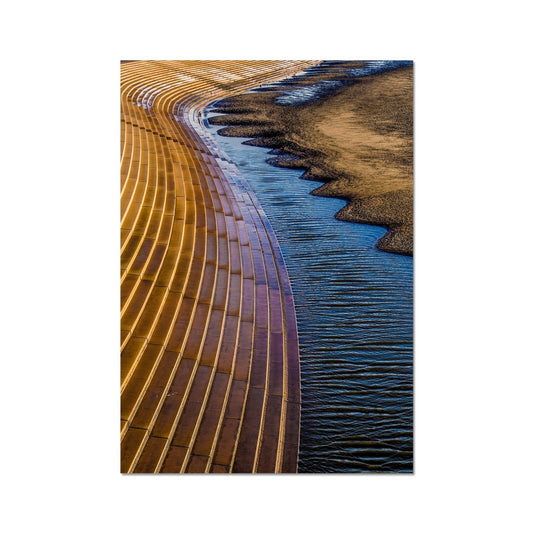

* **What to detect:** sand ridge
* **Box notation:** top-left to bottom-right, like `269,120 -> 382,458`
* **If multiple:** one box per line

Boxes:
209,64 -> 413,256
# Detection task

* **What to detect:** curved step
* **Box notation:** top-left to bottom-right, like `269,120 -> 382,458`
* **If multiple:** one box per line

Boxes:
120,60 -> 317,473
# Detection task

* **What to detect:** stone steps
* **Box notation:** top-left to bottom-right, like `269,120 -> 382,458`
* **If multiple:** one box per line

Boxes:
120,60 -> 317,473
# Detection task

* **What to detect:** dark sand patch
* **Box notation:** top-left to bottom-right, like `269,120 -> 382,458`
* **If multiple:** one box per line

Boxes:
209,65 -> 413,256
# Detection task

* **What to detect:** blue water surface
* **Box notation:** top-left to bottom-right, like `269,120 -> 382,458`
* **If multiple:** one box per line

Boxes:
205,103 -> 413,473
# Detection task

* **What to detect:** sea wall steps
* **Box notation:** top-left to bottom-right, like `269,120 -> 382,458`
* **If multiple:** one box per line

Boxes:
120,61 -> 317,473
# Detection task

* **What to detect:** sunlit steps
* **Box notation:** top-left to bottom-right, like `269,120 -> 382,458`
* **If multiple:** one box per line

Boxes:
120,60 -> 318,473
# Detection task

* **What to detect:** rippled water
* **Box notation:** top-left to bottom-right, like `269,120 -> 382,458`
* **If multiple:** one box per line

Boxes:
205,110 -> 413,473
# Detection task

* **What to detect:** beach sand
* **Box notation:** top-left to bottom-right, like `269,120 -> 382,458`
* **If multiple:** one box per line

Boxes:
209,64 -> 413,256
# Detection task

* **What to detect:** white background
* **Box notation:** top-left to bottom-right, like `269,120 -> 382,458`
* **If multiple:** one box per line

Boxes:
1,1 -> 532,531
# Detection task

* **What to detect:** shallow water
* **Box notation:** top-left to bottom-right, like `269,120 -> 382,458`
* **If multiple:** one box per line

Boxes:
204,109 -> 413,473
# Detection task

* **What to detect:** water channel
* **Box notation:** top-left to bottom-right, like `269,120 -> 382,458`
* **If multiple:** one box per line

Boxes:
204,99 -> 413,473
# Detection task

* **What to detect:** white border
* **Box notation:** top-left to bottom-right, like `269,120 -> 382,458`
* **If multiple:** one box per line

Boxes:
2,1 -> 532,531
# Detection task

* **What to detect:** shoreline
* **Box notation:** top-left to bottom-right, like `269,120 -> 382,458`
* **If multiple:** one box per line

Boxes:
208,62 -> 413,256
208,110 -> 413,472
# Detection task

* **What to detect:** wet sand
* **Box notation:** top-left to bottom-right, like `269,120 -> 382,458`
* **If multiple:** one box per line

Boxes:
209,64 -> 413,255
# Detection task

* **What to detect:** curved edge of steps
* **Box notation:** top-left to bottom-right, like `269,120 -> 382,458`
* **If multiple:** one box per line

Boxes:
120,61 -> 319,473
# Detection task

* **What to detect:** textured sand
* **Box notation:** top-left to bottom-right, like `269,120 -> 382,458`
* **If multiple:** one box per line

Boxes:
209,65 -> 413,256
